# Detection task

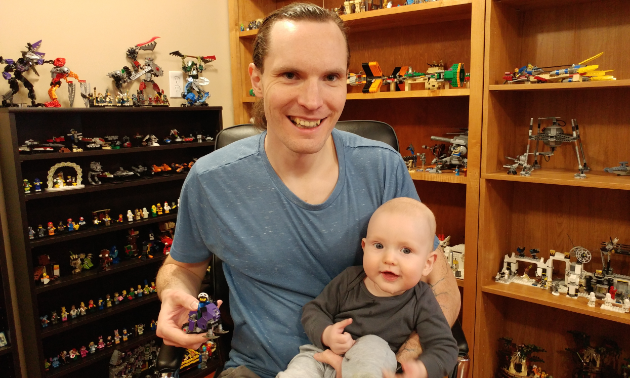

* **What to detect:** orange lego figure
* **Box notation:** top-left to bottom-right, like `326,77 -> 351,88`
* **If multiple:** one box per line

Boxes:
44,58 -> 89,108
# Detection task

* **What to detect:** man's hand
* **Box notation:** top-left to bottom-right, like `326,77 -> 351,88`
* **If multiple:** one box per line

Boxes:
396,331 -> 422,363
156,288 -> 222,350
322,318 -> 356,355
382,360 -> 428,378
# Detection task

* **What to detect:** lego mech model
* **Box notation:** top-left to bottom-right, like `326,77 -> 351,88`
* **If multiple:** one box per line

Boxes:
503,52 -> 616,84
107,37 -> 163,99
423,130 -> 468,173
44,58 -> 90,108
1,40 -> 47,107
169,51 -> 216,106
505,117 -> 589,178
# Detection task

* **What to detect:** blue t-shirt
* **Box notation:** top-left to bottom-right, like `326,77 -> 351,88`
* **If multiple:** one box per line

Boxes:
170,129 -> 437,378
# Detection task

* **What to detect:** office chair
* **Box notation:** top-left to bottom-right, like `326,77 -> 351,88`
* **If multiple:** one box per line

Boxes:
157,121 -> 469,378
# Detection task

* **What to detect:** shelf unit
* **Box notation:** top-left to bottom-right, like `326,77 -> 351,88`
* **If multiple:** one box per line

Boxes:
0,107 -> 223,377
0,194 -> 20,377
476,0 -> 630,376
228,0 -> 485,367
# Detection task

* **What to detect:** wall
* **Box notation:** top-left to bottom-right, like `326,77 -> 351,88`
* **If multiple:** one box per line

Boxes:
0,0 -> 234,127
0,2 -> 233,375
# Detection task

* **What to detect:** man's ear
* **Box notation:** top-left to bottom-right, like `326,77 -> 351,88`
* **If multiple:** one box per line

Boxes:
249,63 -> 263,97
422,251 -> 438,277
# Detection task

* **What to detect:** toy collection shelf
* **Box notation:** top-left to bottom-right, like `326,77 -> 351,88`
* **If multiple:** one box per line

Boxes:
0,107 -> 223,378
229,0 -> 485,368
476,0 -> 630,375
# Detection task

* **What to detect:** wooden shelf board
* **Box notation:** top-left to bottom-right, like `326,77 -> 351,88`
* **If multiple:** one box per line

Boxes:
489,80 -> 630,92
496,0 -> 602,11
30,213 -> 178,248
35,255 -> 166,294
238,0 -> 472,38
20,142 -> 215,161
457,279 -> 464,288
26,174 -> 187,201
41,294 -> 159,339
1,106 -> 223,115
0,345 -> 12,356
409,170 -> 468,184
483,170 -> 630,191
242,97 -> 256,103
482,282 -> 630,325
347,88 -> 469,100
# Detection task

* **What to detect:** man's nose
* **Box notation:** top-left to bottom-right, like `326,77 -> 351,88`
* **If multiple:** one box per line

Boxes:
297,78 -> 324,110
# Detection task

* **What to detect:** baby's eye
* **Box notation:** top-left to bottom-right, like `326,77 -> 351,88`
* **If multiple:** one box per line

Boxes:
401,247 -> 411,254
374,243 -> 383,249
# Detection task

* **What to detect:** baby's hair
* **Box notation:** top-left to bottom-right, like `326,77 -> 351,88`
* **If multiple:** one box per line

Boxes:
372,197 -> 436,252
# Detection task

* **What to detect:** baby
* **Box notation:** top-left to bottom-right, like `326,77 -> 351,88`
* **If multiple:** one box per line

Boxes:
277,197 -> 457,378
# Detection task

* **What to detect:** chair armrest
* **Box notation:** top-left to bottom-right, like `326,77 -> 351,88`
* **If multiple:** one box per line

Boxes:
156,344 -> 185,377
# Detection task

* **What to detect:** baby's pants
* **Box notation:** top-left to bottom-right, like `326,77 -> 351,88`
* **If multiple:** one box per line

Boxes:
276,334 -> 397,378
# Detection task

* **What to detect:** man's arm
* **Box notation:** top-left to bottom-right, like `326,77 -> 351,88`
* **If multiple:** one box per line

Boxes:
156,255 -> 211,349
396,246 -> 460,363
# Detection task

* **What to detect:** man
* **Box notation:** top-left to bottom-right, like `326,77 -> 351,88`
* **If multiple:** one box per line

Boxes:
156,3 -> 460,378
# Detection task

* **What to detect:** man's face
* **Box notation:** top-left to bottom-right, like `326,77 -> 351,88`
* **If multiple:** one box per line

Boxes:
361,211 -> 435,297
249,20 -> 348,156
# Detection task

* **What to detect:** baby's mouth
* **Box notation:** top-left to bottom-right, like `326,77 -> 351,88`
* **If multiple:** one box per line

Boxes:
290,116 -> 322,129
381,271 -> 399,281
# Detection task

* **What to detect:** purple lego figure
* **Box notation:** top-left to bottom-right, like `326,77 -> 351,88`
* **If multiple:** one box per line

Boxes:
186,293 -> 228,339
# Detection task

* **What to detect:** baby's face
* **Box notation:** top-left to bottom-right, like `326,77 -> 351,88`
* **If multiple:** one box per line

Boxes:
362,210 -> 435,297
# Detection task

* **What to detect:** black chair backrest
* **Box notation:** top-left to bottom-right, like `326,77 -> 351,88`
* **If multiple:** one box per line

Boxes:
214,120 -> 399,152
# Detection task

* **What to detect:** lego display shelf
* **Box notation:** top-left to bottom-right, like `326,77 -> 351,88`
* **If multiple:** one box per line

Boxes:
25,175 -> 188,200
482,282 -> 630,325
408,170 -> 468,185
45,331 -> 159,378
41,294 -> 159,338
489,79 -> 630,91
241,88 -> 470,103
35,255 -> 166,294
482,170 -> 630,191
238,0 -> 472,39
19,142 -> 215,161
30,213 -> 177,248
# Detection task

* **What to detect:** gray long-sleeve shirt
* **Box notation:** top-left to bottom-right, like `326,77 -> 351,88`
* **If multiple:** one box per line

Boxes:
302,266 -> 458,378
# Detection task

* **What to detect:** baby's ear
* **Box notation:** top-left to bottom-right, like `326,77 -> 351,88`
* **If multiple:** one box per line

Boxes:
422,251 -> 438,277
361,238 -> 366,250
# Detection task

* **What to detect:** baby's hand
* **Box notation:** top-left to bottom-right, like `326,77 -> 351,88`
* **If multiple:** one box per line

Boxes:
322,318 -> 355,355
382,360 -> 428,378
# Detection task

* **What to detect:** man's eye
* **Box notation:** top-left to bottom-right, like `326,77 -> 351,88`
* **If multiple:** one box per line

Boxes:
325,74 -> 338,81
374,243 -> 383,249
283,72 -> 296,79
402,248 -> 411,254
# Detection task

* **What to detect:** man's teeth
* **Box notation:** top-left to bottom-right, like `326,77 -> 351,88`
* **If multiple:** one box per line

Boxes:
291,117 -> 321,128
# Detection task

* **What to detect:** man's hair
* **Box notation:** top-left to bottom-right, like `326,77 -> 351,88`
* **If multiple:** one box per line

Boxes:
251,3 -> 350,130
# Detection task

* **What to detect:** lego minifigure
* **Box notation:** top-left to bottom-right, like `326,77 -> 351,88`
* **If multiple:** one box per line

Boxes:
60,307 -> 68,321
28,226 -> 35,239
40,315 -> 49,328
34,178 -> 42,192
67,218 -> 75,231
92,215 -> 100,226
70,252 -> 82,274
99,249 -> 112,271
122,328 -> 129,342
588,292 -> 596,307
98,298 -> 104,310
50,311 -> 59,325
106,294 -> 112,307
114,329 -> 120,344
37,224 -> 45,237
103,213 -> 111,226
117,214 -> 123,223
79,302 -> 87,315
106,335 -> 113,347
143,284 -> 151,295
82,253 -> 94,270
150,319 -> 157,331
151,205 -> 157,217
134,208 -> 142,221
70,305 -> 77,318
136,284 -> 143,297
136,323 -> 145,336
121,290 -> 127,303
24,179 -> 32,193
88,341 -> 96,353
113,292 -> 120,305
127,210 -> 134,222
88,299 -> 95,312
80,346 -> 88,358
47,222 -> 55,236
78,217 -> 86,228
128,287 -> 135,300
97,336 -> 105,350
142,207 -> 149,218
56,221 -> 65,233
156,203 -> 163,215
51,356 -> 60,368
164,201 -> 170,213
69,349 -> 78,361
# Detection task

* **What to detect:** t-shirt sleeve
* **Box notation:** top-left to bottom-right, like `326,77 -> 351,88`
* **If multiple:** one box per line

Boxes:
301,269 -> 350,349
169,164 -> 213,263
414,284 -> 458,378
